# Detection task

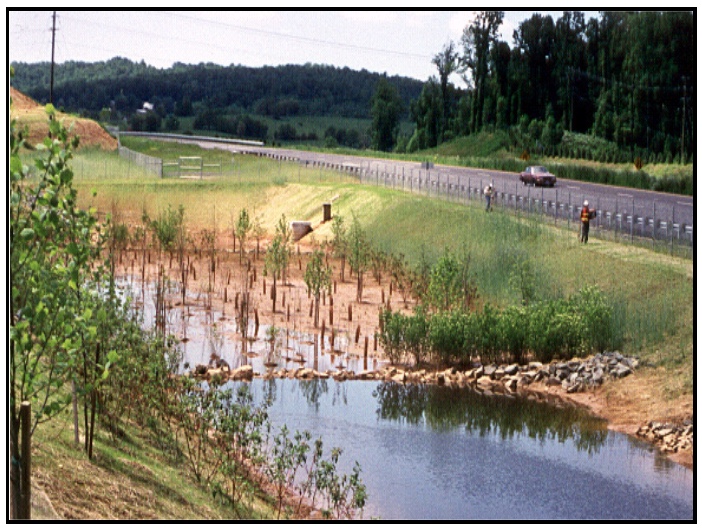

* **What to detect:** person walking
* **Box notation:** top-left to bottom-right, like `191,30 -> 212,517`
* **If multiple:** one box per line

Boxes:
484,183 -> 495,212
580,200 -> 596,243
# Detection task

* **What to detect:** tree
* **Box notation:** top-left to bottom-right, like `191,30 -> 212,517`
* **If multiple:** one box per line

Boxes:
264,215 -> 291,313
235,208 -> 252,264
346,216 -> 370,303
432,41 -> 460,141
427,248 -> 477,313
330,215 -> 348,282
304,249 -> 332,328
460,11 -> 504,133
409,79 -> 442,150
370,77 -> 404,151
264,235 -> 286,314
10,104 -> 103,517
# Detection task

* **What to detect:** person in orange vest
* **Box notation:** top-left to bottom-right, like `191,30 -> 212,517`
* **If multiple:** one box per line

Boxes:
580,200 -> 596,243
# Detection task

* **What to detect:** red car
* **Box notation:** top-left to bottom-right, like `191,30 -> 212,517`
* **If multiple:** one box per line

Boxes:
519,166 -> 557,187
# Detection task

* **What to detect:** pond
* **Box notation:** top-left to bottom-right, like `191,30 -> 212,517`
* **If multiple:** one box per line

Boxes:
123,278 -> 693,520
240,378 -> 693,520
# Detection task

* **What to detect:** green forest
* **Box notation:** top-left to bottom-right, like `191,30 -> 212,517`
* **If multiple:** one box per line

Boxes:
11,11 -> 694,162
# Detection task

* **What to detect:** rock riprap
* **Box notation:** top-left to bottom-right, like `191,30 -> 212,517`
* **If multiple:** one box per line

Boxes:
188,351 -> 638,394
636,421 -> 694,454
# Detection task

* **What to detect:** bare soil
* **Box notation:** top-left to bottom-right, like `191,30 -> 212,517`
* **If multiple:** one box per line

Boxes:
10,87 -> 118,150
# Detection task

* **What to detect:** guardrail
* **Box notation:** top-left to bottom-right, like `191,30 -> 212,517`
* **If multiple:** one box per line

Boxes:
118,131 -> 264,147
250,149 -> 693,252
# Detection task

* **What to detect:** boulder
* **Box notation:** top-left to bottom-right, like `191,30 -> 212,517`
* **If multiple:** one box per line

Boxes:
504,364 -> 519,376
545,376 -> 561,386
230,365 -> 254,380
392,372 -> 407,384
613,364 -> 632,378
504,378 -> 518,392
483,364 -> 497,377
477,375 -> 493,387
297,368 -> 314,379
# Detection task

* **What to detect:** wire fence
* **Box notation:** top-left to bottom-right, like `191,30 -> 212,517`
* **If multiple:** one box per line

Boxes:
117,146 -> 163,177
246,150 -> 694,258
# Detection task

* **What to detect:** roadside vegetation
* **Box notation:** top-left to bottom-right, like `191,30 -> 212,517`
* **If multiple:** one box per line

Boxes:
11,112 -> 368,520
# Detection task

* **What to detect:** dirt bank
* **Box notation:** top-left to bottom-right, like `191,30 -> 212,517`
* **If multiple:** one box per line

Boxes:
10,87 -> 118,150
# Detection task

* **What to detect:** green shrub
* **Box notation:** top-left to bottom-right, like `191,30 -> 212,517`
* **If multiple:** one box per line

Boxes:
497,305 -> 529,364
568,286 -> 616,354
428,310 -> 468,365
379,309 -> 406,365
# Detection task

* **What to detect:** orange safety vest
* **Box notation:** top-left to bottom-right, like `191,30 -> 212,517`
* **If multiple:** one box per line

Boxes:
580,207 -> 590,223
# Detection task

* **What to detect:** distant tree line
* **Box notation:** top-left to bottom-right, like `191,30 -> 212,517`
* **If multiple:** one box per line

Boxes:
10,58 -> 421,122
11,11 -> 693,160
409,11 -> 694,162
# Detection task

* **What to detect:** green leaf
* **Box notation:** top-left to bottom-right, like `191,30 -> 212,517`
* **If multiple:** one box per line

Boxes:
107,350 -> 119,364
20,228 -> 35,240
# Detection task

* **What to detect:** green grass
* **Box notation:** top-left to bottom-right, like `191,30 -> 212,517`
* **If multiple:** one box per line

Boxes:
32,407 -> 274,519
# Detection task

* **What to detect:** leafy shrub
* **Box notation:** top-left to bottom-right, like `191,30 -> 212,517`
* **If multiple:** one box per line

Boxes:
568,286 -> 617,354
379,309 -> 405,365
428,310 -> 468,365
497,305 -> 529,364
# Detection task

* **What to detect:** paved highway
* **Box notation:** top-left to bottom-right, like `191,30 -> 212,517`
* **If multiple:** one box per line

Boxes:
140,134 -> 695,245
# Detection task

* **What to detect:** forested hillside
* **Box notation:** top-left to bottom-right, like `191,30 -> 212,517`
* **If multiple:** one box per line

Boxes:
10,59 -> 423,121
410,11 -> 694,163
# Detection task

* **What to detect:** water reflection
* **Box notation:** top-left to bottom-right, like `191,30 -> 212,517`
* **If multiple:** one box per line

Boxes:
373,382 -> 609,454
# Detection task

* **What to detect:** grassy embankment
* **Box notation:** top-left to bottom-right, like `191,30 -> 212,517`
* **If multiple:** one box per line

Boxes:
31,412 -> 277,520
26,138 -> 692,518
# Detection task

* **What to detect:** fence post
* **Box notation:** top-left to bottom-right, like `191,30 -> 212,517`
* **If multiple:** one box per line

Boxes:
631,198 -> 634,242
541,187 -> 544,221
20,401 -> 31,520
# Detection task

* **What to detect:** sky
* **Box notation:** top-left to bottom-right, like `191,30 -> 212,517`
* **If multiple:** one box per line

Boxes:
8,10 -> 602,87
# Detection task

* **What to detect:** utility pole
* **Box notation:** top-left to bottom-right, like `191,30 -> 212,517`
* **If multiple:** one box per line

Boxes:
50,11 -> 56,105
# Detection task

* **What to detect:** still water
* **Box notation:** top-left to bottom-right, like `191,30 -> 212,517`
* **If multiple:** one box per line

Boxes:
123,278 -> 693,520
242,378 -> 692,520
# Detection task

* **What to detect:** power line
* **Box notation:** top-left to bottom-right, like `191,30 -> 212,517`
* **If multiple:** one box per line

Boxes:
161,11 -> 432,60
58,12 -> 431,64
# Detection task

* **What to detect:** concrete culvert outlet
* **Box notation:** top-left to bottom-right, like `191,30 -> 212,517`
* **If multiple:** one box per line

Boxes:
291,221 -> 313,241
